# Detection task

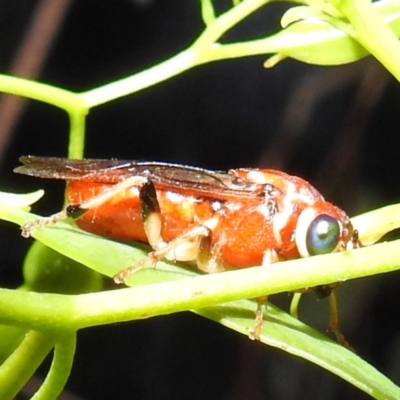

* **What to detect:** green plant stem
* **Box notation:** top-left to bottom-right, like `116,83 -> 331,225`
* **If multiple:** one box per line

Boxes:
67,109 -> 87,159
81,0 -> 270,107
0,239 -> 399,332
6,0 -> 399,114
0,75 -> 88,159
2,0 -> 400,115
81,49 -> 197,107
290,292 -> 302,318
333,0 -> 400,81
200,0 -> 216,25
0,74 -> 83,111
194,0 -> 270,47
0,0 -> 272,111
0,331 -> 55,400
31,333 -> 76,400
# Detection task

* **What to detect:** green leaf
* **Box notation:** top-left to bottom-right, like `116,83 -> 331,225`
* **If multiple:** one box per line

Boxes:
265,19 -> 368,67
22,242 -> 104,294
0,190 -> 44,210
198,302 -> 400,400
265,1 -> 400,67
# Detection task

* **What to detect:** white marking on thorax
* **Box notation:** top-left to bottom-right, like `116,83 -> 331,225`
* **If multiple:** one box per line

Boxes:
165,191 -> 184,203
224,201 -> 241,213
256,204 -> 272,219
276,183 -> 313,242
246,170 -> 270,183
212,200 -> 222,212
251,177 -> 315,245
272,181 -> 314,244
246,170 -> 318,245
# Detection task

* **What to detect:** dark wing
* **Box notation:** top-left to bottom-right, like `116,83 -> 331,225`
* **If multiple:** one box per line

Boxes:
15,156 -> 265,199
15,156 -> 134,181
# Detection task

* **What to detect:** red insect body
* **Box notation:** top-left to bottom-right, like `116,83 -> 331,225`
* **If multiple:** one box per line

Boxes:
15,157 -> 356,274
67,180 -> 215,247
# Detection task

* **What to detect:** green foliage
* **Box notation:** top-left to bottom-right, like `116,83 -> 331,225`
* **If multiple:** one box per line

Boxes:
1,1 -> 400,398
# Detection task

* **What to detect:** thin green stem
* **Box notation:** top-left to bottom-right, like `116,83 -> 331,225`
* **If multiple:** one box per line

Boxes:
290,292 -> 302,318
0,75 -> 88,160
31,333 -> 77,400
78,0 -> 272,107
67,109 -> 88,159
199,37 -> 289,62
194,0 -> 270,50
3,0 -> 400,116
200,0 -> 216,25
0,331 -> 55,400
1,1 -> 272,111
0,74 -> 84,111
81,49 -> 197,107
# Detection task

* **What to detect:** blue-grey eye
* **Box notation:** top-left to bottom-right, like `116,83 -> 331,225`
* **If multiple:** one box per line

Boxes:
306,215 -> 340,256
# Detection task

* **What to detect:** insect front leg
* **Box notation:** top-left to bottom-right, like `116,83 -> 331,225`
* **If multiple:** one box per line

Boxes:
138,179 -> 167,251
328,291 -> 354,351
249,248 -> 280,340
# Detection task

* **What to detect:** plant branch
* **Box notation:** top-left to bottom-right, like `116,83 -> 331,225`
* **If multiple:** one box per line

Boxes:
0,331 -> 55,400
81,0 -> 271,107
0,238 -> 399,332
0,75 -> 84,111
31,333 -> 76,400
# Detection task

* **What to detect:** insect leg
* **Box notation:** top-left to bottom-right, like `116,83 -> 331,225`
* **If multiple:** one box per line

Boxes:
248,249 -> 280,340
328,291 -> 354,350
21,210 -> 68,238
139,179 -> 167,251
114,219 -> 221,283
21,175 -> 148,237
249,296 -> 268,340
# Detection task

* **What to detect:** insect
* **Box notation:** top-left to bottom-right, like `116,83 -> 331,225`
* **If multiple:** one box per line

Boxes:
15,156 -> 361,341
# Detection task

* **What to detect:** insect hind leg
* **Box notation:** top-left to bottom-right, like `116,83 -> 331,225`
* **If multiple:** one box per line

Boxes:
20,175 -> 149,237
21,210 -> 68,238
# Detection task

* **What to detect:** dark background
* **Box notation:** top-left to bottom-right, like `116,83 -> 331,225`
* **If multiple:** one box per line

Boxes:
1,1 -> 400,399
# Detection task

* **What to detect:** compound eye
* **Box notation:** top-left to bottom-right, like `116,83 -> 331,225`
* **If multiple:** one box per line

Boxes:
306,215 -> 340,256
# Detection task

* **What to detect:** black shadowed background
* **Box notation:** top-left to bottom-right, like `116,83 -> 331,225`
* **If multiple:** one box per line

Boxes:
1,1 -> 400,399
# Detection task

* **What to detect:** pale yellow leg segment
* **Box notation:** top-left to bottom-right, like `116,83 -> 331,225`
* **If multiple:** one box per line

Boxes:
114,223 -> 217,283
21,210 -> 67,238
249,296 -> 268,341
247,249 -> 280,340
